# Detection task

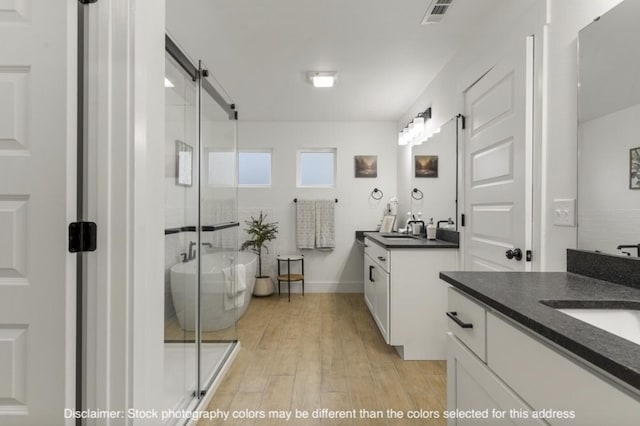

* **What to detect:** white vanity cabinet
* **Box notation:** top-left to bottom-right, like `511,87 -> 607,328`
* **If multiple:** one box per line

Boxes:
364,237 -> 457,360
447,288 -> 543,425
364,238 -> 390,343
446,288 -> 640,426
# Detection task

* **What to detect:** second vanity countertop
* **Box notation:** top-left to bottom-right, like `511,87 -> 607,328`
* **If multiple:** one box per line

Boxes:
359,230 -> 459,249
439,269 -> 640,392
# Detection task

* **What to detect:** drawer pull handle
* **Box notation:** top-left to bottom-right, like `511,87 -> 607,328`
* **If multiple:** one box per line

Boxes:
377,256 -> 386,261
369,265 -> 375,282
446,311 -> 473,329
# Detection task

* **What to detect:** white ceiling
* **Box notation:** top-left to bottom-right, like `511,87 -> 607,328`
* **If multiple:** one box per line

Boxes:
166,0 -> 518,121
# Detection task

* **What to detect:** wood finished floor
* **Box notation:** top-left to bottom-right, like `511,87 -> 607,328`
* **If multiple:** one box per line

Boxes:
199,293 -> 447,425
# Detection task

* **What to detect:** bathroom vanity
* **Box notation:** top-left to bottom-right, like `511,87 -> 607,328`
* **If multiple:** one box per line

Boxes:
362,231 -> 458,360
440,250 -> 640,425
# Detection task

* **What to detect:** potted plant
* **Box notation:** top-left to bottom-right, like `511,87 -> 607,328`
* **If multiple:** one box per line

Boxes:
241,211 -> 279,296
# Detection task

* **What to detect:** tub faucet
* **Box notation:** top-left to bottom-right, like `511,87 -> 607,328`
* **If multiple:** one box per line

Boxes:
617,244 -> 640,257
202,242 -> 213,248
188,241 -> 197,261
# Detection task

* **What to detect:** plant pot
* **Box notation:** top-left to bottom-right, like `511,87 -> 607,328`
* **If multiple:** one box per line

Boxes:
253,276 -> 274,296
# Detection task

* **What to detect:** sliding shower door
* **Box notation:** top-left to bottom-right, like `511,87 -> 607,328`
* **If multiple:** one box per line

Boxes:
164,38 -> 239,419
197,60 -> 239,391
164,52 -> 200,412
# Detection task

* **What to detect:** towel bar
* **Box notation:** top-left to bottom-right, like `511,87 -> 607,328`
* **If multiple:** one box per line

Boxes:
293,198 -> 338,203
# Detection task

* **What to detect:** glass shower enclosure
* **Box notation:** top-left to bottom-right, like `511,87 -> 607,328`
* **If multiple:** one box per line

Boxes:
163,34 -> 239,417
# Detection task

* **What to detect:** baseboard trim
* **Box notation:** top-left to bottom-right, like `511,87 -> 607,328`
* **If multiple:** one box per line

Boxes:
273,281 -> 364,294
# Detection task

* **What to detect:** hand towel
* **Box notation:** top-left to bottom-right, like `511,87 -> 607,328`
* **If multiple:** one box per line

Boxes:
296,199 -> 316,249
315,199 -> 335,249
222,266 -> 235,311
223,264 -> 247,311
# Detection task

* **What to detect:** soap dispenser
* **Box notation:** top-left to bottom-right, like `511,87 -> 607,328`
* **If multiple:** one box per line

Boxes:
426,218 -> 437,240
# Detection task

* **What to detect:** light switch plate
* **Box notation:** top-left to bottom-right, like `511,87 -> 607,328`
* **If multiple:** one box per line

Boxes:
553,199 -> 576,227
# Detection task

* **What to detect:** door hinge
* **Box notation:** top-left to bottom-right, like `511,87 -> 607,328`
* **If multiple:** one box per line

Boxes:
457,114 -> 466,129
460,213 -> 466,227
69,222 -> 97,253
526,250 -> 532,262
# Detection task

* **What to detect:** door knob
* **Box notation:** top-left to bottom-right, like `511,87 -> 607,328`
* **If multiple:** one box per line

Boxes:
505,248 -> 523,261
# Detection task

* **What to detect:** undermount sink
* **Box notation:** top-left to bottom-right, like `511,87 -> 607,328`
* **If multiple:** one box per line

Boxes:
379,234 -> 419,242
548,303 -> 640,345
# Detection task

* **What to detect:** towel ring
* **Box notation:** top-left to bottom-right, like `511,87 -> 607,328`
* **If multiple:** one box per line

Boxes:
411,188 -> 424,200
371,188 -> 384,200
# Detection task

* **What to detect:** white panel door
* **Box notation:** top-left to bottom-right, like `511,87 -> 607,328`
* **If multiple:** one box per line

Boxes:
0,1 -> 76,424
463,38 -> 534,271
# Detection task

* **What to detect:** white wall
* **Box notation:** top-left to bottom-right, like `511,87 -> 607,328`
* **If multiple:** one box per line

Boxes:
238,121 -> 397,292
578,103 -> 640,254
397,0 -> 625,271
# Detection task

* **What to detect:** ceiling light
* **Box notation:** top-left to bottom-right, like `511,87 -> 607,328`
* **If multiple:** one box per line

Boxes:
164,77 -> 174,88
308,72 -> 337,88
398,131 -> 408,146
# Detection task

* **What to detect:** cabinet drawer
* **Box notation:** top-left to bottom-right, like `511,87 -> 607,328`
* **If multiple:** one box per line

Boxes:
447,333 -> 546,426
364,238 -> 390,272
487,313 -> 640,425
447,288 -> 486,362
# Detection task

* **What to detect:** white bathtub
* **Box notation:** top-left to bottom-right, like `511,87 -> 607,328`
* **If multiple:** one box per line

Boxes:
170,251 -> 257,331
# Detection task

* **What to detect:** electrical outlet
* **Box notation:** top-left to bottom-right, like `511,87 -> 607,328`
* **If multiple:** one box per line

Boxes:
553,199 -> 576,227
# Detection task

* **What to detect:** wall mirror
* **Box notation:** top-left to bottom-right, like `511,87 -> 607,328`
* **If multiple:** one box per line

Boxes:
410,116 -> 459,229
176,140 -> 193,186
578,0 -> 640,257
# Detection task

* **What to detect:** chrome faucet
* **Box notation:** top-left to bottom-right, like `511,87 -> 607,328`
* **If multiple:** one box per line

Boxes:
617,244 -> 640,257
437,218 -> 455,229
202,242 -> 213,249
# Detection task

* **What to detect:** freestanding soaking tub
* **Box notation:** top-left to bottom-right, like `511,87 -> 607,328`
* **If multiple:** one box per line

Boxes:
170,250 -> 257,331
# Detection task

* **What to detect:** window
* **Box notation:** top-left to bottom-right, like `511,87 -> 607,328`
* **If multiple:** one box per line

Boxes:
207,151 -> 235,187
238,150 -> 272,186
297,149 -> 336,187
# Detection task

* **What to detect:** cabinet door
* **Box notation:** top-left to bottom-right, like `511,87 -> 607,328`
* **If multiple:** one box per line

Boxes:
447,334 -> 545,426
374,268 -> 390,344
364,254 -> 376,314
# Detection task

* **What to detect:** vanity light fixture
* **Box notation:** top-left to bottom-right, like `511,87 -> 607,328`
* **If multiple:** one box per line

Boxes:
164,77 -> 174,88
398,107 -> 432,146
308,71 -> 337,88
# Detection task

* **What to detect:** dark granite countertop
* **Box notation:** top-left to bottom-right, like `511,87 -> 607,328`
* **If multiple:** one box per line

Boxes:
439,270 -> 640,392
360,230 -> 459,249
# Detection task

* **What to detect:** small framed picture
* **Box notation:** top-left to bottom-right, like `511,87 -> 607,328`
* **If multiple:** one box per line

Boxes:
355,155 -> 377,178
176,140 -> 193,187
415,155 -> 438,178
631,147 -> 640,189
380,215 -> 396,233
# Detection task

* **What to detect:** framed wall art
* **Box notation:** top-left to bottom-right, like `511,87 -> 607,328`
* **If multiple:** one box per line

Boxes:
415,155 -> 438,178
355,155 -> 378,178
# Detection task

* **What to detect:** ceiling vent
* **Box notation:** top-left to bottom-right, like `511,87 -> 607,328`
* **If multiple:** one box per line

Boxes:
421,0 -> 454,24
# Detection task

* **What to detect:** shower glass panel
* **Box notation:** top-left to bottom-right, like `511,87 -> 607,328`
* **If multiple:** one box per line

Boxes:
197,60 -> 239,391
164,52 -> 199,412
164,39 -> 239,420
